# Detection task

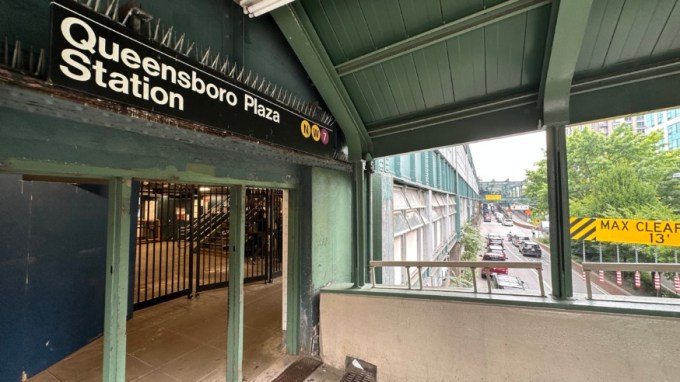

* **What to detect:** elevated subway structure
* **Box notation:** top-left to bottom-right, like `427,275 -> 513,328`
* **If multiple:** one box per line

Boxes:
2,0 -> 680,381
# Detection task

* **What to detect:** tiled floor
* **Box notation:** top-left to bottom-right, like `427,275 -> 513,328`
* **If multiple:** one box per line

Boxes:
28,278 -> 319,382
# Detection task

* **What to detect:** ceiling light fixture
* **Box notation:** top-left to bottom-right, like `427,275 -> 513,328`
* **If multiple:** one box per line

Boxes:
237,0 -> 295,18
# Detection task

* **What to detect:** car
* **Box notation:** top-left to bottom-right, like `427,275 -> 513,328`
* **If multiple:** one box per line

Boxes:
502,218 -> 513,227
483,214 -> 492,222
520,240 -> 542,258
486,233 -> 504,246
480,252 -> 508,278
491,274 -> 526,290
512,235 -> 530,247
486,244 -> 506,258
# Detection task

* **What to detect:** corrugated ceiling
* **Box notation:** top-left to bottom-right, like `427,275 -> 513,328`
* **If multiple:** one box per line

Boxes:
274,0 -> 680,159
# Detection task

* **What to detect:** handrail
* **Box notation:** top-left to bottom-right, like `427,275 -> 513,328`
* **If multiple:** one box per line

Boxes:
581,262 -> 680,300
369,260 -> 545,297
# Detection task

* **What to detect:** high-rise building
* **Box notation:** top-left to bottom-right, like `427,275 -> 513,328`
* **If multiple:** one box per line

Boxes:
567,108 -> 680,150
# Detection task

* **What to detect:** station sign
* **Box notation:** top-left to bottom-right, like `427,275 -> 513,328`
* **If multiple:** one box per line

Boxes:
484,194 -> 502,201
49,0 -> 337,158
570,217 -> 680,247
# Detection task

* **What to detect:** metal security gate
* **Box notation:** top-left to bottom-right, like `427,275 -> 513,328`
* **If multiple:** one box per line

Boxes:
133,182 -> 283,309
244,188 -> 284,282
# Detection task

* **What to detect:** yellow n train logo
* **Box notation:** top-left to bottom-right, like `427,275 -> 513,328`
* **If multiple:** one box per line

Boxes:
570,217 -> 597,241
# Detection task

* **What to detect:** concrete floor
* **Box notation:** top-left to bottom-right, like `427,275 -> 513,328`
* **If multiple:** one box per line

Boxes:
27,279 -> 341,382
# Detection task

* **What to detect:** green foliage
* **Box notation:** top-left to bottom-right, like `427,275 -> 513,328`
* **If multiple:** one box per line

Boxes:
524,124 -> 680,222
450,223 -> 483,288
523,155 -> 548,220
567,125 -> 680,219
460,223 -> 483,260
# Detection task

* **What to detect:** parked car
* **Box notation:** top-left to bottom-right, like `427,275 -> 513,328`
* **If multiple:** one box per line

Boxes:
491,274 -> 526,290
480,252 -> 508,278
520,240 -> 542,258
502,218 -> 513,227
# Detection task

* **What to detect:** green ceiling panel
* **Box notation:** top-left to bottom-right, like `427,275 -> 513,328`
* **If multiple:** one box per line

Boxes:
361,66 -> 401,121
575,0 -> 625,73
358,1 -> 408,50
278,0 -> 680,157
447,30 -> 487,102
440,0 -> 486,24
306,0 -> 376,63
576,0 -> 680,75
413,43 -> 455,109
484,14 -> 528,94
484,0 -> 509,8
604,0 -> 652,67
381,55 -> 426,115
618,0 -> 675,60
652,0 -> 680,54
521,6 -> 551,87
302,0 -> 349,63
399,0 -> 447,37
342,74 -> 377,122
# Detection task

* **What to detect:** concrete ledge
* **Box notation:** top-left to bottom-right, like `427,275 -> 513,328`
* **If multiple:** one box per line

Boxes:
319,291 -> 680,381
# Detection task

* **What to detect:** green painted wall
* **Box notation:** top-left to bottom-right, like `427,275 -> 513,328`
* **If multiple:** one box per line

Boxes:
0,107 -> 300,187
311,167 -> 353,287
297,166 -> 352,354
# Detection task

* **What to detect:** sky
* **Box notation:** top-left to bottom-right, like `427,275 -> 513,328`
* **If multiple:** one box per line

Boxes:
468,131 -> 546,182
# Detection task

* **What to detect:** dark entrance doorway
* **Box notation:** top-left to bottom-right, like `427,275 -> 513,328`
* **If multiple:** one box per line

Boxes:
133,182 -> 283,309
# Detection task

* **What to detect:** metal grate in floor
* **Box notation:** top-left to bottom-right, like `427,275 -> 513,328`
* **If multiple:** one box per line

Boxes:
271,356 -> 323,382
340,370 -> 376,382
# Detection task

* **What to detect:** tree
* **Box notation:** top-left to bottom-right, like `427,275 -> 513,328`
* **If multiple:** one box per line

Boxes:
523,123 -> 680,292
523,155 -> 548,220
524,124 -> 680,221
450,223 -> 483,288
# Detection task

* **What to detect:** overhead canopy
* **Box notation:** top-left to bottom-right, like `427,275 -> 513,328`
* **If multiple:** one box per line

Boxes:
272,0 -> 680,159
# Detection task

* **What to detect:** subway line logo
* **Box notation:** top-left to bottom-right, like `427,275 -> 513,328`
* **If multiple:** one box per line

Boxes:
300,120 -> 330,145
570,217 -> 680,246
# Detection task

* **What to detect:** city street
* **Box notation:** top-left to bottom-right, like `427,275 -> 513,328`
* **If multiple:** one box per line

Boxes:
478,219 -> 607,295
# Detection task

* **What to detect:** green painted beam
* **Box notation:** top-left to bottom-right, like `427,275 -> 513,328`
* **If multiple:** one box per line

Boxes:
0,83 -> 350,174
227,185 -> 246,381
102,177 -> 132,382
546,126 -> 572,299
272,3 -> 373,160
540,0 -> 594,127
369,98 -> 540,158
336,0 -> 552,77
285,189 -> 300,354
0,158 -> 296,190
570,62 -> 680,124
352,161 -> 367,287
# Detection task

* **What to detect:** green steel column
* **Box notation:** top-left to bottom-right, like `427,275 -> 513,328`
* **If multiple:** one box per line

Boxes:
371,174 -> 387,284
285,189 -> 300,354
455,175 -> 462,239
227,185 -> 245,382
102,177 -> 131,382
546,125 -> 572,298
353,161 -> 367,287
365,161 -> 373,275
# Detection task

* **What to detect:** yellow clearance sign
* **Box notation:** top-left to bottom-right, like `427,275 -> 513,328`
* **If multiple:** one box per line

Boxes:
485,194 -> 502,201
570,217 -> 680,246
